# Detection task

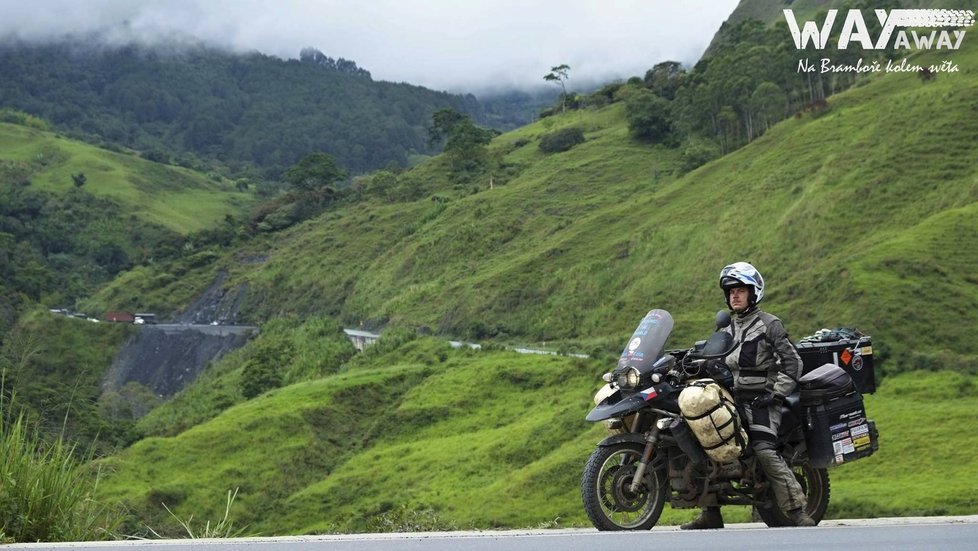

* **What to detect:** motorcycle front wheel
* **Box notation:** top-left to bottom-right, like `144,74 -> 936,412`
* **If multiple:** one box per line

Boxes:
581,442 -> 667,531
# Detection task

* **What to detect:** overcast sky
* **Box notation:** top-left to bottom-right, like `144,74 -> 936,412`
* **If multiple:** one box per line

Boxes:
0,0 -> 740,93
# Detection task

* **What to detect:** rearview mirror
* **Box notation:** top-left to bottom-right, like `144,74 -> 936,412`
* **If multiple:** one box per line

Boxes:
715,310 -> 731,330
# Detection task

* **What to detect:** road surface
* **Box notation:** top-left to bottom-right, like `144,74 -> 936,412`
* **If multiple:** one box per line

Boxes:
6,516 -> 977,550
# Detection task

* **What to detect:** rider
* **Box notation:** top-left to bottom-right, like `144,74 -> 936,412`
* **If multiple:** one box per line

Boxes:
681,261 -> 816,529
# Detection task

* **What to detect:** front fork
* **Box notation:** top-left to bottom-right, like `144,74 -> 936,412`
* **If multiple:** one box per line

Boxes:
629,417 -> 669,492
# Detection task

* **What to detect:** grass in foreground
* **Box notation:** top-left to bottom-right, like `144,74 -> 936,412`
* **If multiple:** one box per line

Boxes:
0,410 -> 123,542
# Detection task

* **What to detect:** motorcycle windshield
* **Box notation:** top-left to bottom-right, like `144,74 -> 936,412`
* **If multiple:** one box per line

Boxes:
617,309 -> 674,371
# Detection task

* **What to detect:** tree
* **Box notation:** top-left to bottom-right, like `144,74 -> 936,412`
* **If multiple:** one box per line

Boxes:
0,42 -> 486,176
749,82 -> 787,135
644,61 -> 686,100
284,153 -> 346,192
444,118 -> 495,174
679,137 -> 721,173
427,108 -> 466,147
70,173 -> 86,188
543,64 -> 571,112
365,170 -> 398,201
425,110 -> 496,174
625,89 -> 675,143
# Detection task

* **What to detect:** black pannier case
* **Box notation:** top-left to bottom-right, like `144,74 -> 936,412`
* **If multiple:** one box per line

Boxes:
799,364 -> 879,468
796,333 -> 876,394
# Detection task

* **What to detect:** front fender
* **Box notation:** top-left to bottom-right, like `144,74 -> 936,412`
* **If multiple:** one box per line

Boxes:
585,392 -> 647,422
596,432 -> 648,448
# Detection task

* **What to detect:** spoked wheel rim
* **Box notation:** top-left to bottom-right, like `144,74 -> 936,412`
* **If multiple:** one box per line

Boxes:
594,447 -> 660,529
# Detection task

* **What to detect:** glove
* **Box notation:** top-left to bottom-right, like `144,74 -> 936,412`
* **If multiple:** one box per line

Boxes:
705,360 -> 733,388
752,393 -> 784,409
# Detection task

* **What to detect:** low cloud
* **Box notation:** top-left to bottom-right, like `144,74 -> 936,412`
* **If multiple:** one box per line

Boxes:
0,0 -> 738,92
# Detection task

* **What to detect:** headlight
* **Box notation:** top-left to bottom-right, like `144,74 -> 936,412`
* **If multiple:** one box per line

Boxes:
626,367 -> 640,387
618,367 -> 641,389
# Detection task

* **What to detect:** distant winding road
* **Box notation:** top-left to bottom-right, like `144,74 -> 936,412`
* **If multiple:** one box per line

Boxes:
146,323 -> 260,337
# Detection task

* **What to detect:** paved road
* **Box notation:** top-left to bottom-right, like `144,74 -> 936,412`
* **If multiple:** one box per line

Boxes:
7,516 -> 977,550
145,323 -> 259,337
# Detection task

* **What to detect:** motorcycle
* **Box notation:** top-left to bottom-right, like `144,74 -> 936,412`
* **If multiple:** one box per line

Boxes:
581,308 -> 831,530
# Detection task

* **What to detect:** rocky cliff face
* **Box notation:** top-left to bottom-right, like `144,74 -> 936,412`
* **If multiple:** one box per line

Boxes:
174,270 -> 249,325
103,325 -> 255,398
103,270 -> 257,399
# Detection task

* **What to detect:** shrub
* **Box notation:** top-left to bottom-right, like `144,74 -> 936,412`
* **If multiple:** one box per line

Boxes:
592,82 -> 623,103
538,106 -> 559,119
678,137 -> 721,173
624,89 -> 675,143
239,338 -> 294,398
0,108 -> 50,130
539,127 -> 585,154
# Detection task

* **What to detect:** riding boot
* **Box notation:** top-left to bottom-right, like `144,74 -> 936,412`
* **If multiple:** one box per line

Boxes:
789,508 -> 816,527
680,507 -> 724,530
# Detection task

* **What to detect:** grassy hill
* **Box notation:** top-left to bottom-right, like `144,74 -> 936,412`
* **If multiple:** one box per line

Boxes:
87,27 -> 978,535
0,121 -> 251,235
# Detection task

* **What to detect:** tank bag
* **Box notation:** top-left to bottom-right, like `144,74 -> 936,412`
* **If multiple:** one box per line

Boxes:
678,380 -> 748,462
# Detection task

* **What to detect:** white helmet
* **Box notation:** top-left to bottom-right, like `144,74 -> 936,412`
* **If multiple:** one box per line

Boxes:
719,262 -> 765,308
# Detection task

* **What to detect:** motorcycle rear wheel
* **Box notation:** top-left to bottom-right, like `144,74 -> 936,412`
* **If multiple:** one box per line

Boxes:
755,463 -> 830,527
581,442 -> 667,531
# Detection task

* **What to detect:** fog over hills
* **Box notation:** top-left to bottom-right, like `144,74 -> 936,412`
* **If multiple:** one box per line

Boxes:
0,0 -> 737,92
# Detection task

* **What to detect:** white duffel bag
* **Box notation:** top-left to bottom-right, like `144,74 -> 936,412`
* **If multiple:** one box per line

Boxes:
678,380 -> 748,462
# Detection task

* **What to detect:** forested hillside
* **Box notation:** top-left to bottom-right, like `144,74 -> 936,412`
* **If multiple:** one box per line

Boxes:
0,41 -> 484,177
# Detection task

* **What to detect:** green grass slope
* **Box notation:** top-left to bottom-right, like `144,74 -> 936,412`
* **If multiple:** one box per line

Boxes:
97,339 -> 599,535
0,122 -> 251,234
831,371 -> 978,517
96,338 -> 978,534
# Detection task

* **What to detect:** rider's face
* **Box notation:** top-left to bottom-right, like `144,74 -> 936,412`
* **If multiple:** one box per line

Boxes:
728,286 -> 750,312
